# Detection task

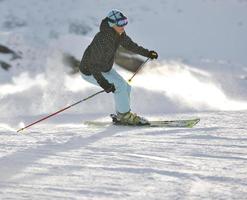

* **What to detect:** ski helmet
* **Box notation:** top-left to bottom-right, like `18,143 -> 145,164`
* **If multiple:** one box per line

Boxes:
107,9 -> 128,27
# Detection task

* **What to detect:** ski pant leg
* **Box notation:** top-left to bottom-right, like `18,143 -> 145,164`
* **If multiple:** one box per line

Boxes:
81,68 -> 131,113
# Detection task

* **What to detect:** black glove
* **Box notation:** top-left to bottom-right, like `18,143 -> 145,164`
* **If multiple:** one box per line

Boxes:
100,80 -> 116,93
148,50 -> 158,59
93,71 -> 116,93
105,83 -> 116,93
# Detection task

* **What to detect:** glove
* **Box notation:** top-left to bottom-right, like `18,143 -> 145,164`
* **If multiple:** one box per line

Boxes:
100,80 -> 116,93
105,83 -> 116,93
148,50 -> 158,59
93,71 -> 116,93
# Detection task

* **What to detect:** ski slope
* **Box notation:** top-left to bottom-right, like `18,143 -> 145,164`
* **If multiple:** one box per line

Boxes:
0,112 -> 247,199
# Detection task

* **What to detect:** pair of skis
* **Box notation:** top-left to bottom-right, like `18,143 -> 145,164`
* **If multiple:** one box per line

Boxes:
85,114 -> 200,128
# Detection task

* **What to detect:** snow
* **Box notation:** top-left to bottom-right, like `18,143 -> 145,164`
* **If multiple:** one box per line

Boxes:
1,112 -> 247,199
1,0 -> 247,199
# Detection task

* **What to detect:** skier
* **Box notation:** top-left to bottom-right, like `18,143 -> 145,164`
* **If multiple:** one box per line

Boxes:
79,9 -> 158,125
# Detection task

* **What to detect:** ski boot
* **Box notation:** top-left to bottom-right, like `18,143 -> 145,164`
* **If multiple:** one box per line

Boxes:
111,111 -> 149,126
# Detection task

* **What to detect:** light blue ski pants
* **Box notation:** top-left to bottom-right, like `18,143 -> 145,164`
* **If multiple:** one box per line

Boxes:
81,68 -> 131,113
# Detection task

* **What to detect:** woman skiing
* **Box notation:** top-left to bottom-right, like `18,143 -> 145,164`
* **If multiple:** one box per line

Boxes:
79,9 -> 158,125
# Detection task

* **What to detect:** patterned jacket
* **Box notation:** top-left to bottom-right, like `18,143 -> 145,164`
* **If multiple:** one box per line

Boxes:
79,18 -> 150,87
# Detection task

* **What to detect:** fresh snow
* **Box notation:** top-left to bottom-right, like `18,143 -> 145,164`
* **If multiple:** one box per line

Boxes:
1,0 -> 247,199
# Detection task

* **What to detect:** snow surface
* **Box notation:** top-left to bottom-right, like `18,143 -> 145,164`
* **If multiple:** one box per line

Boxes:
1,0 -> 247,199
1,112 -> 247,199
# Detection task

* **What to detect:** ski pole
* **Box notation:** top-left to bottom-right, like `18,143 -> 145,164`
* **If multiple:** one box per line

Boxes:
17,90 -> 105,133
128,58 -> 150,83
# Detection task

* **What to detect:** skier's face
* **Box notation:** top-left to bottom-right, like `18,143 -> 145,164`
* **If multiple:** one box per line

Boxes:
113,25 -> 125,35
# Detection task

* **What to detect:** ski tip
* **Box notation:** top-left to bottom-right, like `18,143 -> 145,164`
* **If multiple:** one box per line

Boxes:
188,118 -> 200,128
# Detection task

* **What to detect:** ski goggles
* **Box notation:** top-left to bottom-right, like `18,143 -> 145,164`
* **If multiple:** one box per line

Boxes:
108,17 -> 128,27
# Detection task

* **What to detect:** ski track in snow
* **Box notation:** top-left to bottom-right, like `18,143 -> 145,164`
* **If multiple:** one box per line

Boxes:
0,112 -> 247,199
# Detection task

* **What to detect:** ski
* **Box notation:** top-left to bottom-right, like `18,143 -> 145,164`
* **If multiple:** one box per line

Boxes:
84,116 -> 200,128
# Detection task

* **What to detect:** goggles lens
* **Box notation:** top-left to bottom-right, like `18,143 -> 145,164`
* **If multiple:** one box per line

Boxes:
116,18 -> 128,27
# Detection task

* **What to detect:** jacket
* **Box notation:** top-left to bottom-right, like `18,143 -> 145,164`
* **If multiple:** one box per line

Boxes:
79,17 -> 150,87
